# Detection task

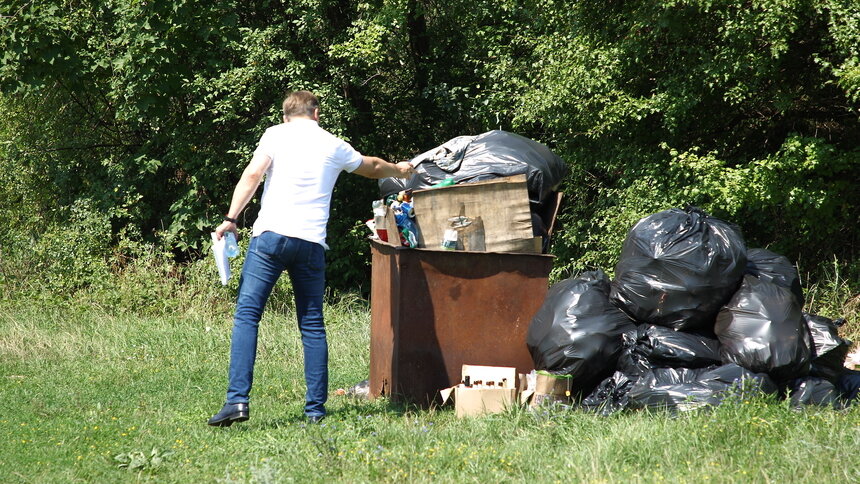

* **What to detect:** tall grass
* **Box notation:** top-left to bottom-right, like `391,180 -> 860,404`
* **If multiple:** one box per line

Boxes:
1,252 -> 858,482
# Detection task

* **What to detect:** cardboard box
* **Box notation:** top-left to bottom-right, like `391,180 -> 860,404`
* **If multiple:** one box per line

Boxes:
440,365 -> 518,417
518,370 -> 573,407
412,174 -> 541,253
374,205 -> 402,248
530,371 -> 572,407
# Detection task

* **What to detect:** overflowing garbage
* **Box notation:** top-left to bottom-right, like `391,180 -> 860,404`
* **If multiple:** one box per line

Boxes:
378,130 -> 568,206
367,190 -> 420,248
528,206 -> 858,414
365,135 -> 857,414
375,130 -> 568,249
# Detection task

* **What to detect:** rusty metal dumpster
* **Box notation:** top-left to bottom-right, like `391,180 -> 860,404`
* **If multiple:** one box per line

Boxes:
369,240 -> 553,405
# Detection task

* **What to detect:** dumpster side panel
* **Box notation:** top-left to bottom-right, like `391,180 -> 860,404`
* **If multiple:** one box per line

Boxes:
369,243 -> 398,398
369,241 -> 551,405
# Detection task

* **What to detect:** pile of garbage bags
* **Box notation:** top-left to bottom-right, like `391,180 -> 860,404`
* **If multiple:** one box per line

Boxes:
528,206 -> 857,413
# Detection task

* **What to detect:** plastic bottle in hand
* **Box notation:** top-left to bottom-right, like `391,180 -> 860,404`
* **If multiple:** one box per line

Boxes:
224,232 -> 240,258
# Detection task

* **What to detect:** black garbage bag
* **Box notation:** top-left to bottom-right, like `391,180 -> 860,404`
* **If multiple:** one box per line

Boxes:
804,313 -> 852,383
609,207 -> 747,331
746,248 -> 804,307
628,364 -> 777,411
837,369 -> 860,404
527,270 -> 636,395
378,130 -> 569,205
618,325 -> 721,377
788,377 -> 839,408
581,371 -> 636,416
715,275 -> 813,382
617,329 -> 651,377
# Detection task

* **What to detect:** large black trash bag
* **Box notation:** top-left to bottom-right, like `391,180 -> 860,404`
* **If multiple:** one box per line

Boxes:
715,275 -> 813,382
617,329 -> 651,377
628,364 -> 777,411
618,325 -> 721,376
378,130 -> 569,204
746,248 -> 804,307
527,270 -> 636,395
804,313 -> 852,383
788,377 -> 839,409
837,369 -> 860,404
609,207 -> 747,331
581,371 -> 636,416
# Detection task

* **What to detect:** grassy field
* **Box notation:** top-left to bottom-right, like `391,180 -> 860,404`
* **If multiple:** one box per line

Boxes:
2,287 -> 860,484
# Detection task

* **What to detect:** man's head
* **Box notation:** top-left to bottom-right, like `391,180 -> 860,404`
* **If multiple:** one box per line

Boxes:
282,90 -> 319,122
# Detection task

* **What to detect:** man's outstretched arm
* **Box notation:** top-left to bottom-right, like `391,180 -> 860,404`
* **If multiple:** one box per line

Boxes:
352,156 -> 415,179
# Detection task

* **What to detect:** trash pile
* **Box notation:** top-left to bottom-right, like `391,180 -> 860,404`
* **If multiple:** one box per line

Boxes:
373,130 -> 568,250
367,191 -> 420,248
528,206 -> 858,413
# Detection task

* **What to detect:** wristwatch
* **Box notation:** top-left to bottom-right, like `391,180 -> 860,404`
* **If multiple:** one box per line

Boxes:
223,216 -> 238,224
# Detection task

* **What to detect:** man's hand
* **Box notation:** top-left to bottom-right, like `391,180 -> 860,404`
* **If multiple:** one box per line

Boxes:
215,220 -> 238,241
393,161 -> 416,179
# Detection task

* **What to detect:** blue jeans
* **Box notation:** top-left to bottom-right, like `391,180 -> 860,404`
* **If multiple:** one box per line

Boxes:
225,231 -> 328,417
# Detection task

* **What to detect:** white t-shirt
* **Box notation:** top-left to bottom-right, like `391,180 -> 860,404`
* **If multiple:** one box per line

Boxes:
251,119 -> 363,249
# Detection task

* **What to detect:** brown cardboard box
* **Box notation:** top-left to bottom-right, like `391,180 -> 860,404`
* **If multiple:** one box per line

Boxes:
374,205 -> 402,248
440,365 -> 518,418
530,371 -> 572,407
518,370 -> 573,407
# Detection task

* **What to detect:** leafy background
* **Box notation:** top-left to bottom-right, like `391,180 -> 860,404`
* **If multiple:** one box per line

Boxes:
1,0 -> 858,293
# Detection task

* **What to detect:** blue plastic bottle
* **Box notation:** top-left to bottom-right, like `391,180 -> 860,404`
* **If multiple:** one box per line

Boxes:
224,232 -> 240,258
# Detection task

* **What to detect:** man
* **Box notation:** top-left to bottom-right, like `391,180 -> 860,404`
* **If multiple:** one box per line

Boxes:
208,90 -> 414,426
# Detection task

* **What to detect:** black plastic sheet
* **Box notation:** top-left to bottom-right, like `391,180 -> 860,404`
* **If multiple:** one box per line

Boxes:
610,207 -> 747,331
715,275 -> 813,382
378,130 -> 568,204
527,270 -> 636,395
617,325 -> 721,377
581,371 -> 636,416
627,364 -> 777,411
746,248 -> 804,307
789,377 -> 839,408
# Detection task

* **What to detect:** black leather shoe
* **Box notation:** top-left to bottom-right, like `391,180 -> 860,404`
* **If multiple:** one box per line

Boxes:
306,415 -> 325,424
208,403 -> 249,427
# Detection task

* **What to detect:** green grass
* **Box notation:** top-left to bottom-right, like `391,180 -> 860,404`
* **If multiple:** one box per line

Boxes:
2,290 -> 860,484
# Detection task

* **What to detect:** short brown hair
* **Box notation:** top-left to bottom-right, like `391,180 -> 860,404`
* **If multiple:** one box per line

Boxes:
282,90 -> 319,119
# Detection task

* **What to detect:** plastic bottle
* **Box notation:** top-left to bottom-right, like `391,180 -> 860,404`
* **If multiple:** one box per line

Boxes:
224,232 -> 239,258
432,177 -> 456,188
441,229 -> 458,250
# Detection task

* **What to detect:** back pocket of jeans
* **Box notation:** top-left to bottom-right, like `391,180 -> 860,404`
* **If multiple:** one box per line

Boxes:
253,231 -> 279,260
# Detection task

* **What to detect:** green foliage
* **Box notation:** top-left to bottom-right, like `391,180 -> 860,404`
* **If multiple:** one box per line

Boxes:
0,0 -> 858,292
461,0 -> 859,277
